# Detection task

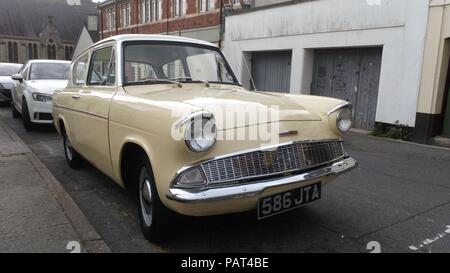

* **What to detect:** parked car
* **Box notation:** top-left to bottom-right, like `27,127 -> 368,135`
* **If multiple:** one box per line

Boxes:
11,60 -> 70,130
0,62 -> 23,103
52,35 -> 357,242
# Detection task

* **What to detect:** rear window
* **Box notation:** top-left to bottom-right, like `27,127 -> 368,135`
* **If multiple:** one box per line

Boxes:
0,64 -> 22,76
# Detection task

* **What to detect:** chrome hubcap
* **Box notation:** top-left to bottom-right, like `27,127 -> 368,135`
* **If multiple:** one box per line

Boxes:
139,167 -> 153,227
65,134 -> 73,161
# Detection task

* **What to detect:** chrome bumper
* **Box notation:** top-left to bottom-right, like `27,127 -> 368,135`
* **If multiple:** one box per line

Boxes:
166,157 -> 357,203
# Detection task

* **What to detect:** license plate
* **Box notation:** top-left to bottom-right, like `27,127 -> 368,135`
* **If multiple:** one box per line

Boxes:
257,183 -> 322,219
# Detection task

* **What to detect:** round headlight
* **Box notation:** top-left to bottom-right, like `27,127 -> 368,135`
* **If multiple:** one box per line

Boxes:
336,107 -> 352,133
185,117 -> 217,152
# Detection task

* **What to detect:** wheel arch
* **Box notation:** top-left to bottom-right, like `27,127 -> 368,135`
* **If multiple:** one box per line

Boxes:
55,115 -> 70,137
119,140 -> 156,192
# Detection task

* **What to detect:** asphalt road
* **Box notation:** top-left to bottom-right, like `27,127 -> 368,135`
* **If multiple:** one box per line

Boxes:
1,105 -> 450,253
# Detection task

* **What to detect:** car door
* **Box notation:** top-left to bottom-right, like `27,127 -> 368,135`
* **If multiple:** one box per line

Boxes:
57,52 -> 90,150
70,44 -> 116,177
13,62 -> 30,112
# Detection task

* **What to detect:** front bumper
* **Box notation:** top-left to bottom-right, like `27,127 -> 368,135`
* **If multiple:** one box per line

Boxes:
166,157 -> 357,204
27,100 -> 53,124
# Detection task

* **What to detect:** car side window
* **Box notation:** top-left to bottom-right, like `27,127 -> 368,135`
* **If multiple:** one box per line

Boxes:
73,54 -> 89,86
87,46 -> 115,86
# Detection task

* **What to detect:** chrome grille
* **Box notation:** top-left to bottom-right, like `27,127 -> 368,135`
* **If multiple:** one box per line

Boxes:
202,141 -> 344,184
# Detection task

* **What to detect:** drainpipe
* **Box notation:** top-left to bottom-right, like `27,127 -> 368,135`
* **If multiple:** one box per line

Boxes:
136,0 -> 139,33
100,8 -> 104,40
115,0 -> 118,35
166,0 -> 170,35
218,0 -> 224,48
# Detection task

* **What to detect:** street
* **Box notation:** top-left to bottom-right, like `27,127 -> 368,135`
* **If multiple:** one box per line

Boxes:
1,105 -> 449,253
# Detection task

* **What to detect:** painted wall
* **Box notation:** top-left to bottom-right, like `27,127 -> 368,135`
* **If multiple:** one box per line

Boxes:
223,0 -> 429,127
73,26 -> 94,59
417,0 -> 450,115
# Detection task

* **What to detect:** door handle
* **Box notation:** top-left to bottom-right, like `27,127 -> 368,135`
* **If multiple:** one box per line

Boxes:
72,95 -> 81,100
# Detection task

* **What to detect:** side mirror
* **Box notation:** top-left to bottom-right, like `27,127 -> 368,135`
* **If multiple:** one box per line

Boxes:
11,74 -> 23,83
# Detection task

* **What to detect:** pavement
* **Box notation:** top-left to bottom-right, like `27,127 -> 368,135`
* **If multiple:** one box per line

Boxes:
0,114 -> 110,253
0,105 -> 449,253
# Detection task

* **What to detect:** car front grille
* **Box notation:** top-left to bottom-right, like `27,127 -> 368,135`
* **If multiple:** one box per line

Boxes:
34,113 -> 53,121
201,141 -> 345,184
0,89 -> 11,98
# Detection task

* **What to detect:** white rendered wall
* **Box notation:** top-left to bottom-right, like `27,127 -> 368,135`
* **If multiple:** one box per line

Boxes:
223,0 -> 429,127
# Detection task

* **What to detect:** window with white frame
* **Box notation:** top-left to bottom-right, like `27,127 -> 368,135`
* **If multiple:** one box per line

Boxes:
173,0 -> 187,17
105,10 -> 108,30
107,8 -> 115,31
157,0 -> 163,20
121,3 -> 131,27
141,0 -> 148,23
127,3 -> 131,26
141,0 -> 162,23
198,0 -> 215,12
151,0 -> 156,21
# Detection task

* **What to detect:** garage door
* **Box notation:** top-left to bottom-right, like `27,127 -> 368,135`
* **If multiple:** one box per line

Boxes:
312,48 -> 383,130
251,51 -> 292,93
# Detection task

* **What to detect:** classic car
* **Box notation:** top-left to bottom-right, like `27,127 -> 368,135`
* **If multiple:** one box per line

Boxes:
52,34 -> 357,242
11,60 -> 70,130
0,62 -> 23,103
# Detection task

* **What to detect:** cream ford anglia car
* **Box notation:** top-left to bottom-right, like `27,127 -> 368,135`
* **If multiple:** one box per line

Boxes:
53,35 -> 357,242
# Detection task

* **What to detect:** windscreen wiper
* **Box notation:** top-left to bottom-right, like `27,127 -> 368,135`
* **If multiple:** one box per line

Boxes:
124,78 -> 182,87
169,77 -> 210,88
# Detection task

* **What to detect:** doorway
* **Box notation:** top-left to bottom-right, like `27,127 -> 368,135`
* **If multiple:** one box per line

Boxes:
311,47 -> 383,130
442,55 -> 450,137
251,50 -> 292,93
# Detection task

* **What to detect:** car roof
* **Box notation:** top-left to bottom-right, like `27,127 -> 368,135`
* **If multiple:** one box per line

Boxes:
91,34 -> 218,49
27,60 -> 71,64
0,62 -> 23,67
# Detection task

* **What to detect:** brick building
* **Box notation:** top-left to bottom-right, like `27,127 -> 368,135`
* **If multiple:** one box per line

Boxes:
98,0 -> 254,45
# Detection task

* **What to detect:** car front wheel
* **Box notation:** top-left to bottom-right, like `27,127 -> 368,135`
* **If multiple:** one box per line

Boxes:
21,98 -> 33,130
11,98 -> 20,118
135,156 -> 172,243
63,131 -> 84,169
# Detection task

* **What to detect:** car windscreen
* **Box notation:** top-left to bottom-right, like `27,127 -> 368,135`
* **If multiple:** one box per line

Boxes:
0,65 -> 22,76
123,43 -> 239,85
29,63 -> 70,80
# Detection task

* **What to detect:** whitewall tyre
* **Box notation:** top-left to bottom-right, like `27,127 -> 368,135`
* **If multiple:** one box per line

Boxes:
135,156 -> 172,243
63,132 -> 84,169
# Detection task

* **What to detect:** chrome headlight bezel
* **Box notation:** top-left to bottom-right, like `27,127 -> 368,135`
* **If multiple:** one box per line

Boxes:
328,102 -> 353,134
173,166 -> 207,188
184,115 -> 217,153
336,106 -> 353,133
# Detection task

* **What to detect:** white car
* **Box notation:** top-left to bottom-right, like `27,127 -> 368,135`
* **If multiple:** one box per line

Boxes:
0,63 -> 23,103
11,60 -> 70,130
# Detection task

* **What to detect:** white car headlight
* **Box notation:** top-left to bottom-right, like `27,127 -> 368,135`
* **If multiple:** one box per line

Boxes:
336,107 -> 352,133
184,117 -> 217,152
32,93 -> 52,102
